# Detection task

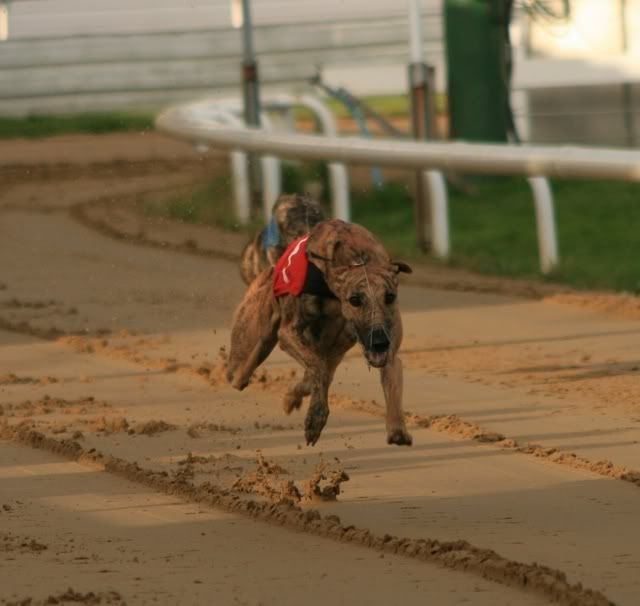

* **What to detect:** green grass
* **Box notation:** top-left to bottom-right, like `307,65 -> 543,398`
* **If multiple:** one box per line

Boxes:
295,93 -> 446,122
0,112 -> 155,139
142,175 -> 254,232
352,177 -> 640,293
147,173 -> 640,293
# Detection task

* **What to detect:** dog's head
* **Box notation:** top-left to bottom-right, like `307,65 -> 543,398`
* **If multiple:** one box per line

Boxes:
272,193 -> 325,246
308,221 -> 412,368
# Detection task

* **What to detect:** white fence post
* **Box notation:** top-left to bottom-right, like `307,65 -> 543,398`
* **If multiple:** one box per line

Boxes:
257,111 -> 282,221
527,176 -> 559,274
422,170 -> 450,259
189,106 -> 252,226
297,94 -> 351,221
230,150 -> 251,225
328,163 -> 351,222
261,155 -> 281,221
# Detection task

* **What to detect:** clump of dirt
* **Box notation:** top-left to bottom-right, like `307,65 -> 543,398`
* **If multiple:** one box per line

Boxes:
131,420 -> 177,436
411,413 -> 505,443
303,456 -> 350,502
4,396 -> 110,418
233,450 -> 301,503
0,374 -> 39,386
0,317 -> 61,340
0,298 -> 58,310
232,452 -> 349,504
57,336 -> 232,392
174,451 -> 245,484
58,335 -> 148,364
187,347 -> 230,386
48,421 -> 71,435
508,440 -> 640,488
5,588 -> 125,605
179,452 -> 213,465
84,416 -> 130,435
81,417 -> 176,436
186,422 -> 241,438
253,421 -> 296,431
1,532 -> 47,553
252,367 -> 298,393
173,451 -> 211,482
331,395 -> 384,417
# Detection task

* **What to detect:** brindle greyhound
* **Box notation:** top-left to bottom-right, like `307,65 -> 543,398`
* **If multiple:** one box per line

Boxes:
227,219 -> 413,447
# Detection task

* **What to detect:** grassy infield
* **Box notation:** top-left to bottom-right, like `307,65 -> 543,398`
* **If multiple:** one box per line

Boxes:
4,106 -> 640,294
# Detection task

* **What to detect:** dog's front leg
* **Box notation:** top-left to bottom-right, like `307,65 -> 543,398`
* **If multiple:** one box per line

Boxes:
380,355 -> 412,446
305,370 -> 332,446
279,327 -> 342,446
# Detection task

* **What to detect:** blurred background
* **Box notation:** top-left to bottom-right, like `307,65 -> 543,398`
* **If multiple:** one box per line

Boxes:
2,0 -> 640,292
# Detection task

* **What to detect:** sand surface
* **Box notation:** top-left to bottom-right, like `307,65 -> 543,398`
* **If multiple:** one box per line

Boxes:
2,134 -> 640,605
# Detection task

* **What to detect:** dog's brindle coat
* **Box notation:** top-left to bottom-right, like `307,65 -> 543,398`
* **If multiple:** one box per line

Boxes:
227,219 -> 413,447
239,193 -> 325,285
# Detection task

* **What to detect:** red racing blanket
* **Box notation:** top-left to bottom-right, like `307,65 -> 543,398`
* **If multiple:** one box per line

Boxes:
273,235 -> 310,297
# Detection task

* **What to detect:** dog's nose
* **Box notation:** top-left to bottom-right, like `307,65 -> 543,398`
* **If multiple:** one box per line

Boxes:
369,328 -> 390,353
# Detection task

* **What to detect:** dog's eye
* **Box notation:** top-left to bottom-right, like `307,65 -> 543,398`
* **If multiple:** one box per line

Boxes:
385,292 -> 397,305
348,294 -> 364,307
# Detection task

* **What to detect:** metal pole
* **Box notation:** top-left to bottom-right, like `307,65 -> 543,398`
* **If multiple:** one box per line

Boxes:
240,0 -> 262,213
619,0 -> 636,147
407,0 -> 435,252
0,2 -> 9,42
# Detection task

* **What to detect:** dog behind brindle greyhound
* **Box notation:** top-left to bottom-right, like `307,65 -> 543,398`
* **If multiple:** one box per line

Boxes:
239,193 -> 325,285
227,217 -> 413,447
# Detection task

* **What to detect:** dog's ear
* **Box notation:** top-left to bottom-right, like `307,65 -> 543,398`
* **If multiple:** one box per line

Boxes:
308,232 -> 341,273
392,260 -> 413,274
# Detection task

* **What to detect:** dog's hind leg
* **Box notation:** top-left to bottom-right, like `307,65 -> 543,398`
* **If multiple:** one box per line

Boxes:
227,269 -> 280,391
380,355 -> 413,446
283,369 -> 311,414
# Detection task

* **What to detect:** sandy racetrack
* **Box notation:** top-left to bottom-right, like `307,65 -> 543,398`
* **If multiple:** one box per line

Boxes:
1,134 -> 640,605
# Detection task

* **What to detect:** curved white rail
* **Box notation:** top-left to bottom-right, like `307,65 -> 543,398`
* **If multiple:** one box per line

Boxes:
157,102 -> 640,274
158,109 -> 640,180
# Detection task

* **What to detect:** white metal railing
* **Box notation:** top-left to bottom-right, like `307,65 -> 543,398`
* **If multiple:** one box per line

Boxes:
157,101 -> 640,274
158,96 -> 453,261
187,95 -> 351,223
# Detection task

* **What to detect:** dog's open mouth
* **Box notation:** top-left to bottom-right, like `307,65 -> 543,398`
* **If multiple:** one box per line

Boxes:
364,349 -> 389,368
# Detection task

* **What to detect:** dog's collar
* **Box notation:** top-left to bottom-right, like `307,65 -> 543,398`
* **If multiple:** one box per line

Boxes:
302,261 -> 337,299
308,250 -> 368,267
307,250 -> 330,262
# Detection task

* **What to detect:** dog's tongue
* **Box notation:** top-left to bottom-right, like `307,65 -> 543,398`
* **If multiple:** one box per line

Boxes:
366,351 -> 388,368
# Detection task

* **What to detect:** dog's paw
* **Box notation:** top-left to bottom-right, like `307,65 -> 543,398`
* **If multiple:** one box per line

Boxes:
387,429 -> 413,446
283,391 -> 304,415
304,405 -> 329,446
227,369 -> 249,392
